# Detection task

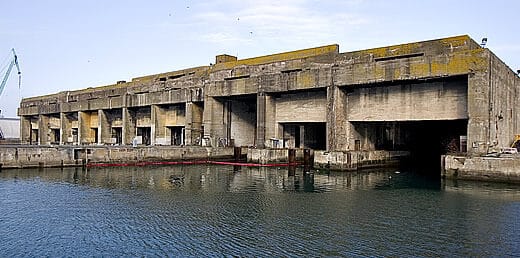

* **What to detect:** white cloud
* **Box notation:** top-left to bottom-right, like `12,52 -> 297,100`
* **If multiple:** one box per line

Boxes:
188,0 -> 371,46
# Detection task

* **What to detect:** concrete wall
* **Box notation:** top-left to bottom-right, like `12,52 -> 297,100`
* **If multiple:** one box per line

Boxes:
230,99 -> 256,147
443,155 -> 520,183
0,146 -> 234,169
487,53 -> 520,151
275,91 -> 327,123
0,147 -> 77,168
348,79 -> 468,121
466,50 -> 520,154
246,148 -> 308,164
314,150 -> 409,170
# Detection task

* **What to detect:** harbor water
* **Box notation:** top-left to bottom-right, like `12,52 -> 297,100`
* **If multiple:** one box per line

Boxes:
1,165 -> 519,257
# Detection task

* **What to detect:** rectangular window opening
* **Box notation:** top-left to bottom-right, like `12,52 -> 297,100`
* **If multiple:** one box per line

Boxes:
168,74 -> 185,80
281,68 -> 302,74
224,75 -> 250,81
374,53 -> 424,62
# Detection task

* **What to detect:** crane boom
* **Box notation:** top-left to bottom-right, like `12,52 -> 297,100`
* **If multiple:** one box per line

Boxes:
0,48 -> 21,98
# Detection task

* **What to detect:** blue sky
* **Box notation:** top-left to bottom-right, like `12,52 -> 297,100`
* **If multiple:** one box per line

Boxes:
1,0 -> 519,117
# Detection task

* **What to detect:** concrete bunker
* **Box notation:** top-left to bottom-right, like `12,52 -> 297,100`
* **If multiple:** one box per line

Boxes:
132,107 -> 152,145
346,76 -> 469,167
214,94 -> 257,147
98,109 -> 123,145
153,104 -> 186,146
61,112 -> 79,145
271,89 -> 328,149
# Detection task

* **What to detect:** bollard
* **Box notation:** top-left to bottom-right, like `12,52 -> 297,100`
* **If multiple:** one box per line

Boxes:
234,146 -> 242,161
288,148 -> 296,164
303,149 -> 311,166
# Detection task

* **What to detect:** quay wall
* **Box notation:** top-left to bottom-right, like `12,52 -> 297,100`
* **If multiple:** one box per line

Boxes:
443,155 -> 520,183
246,148 -> 311,164
314,150 -> 409,170
0,146 -> 234,169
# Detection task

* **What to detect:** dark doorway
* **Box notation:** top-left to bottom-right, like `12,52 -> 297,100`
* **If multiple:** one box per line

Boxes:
282,123 -> 327,150
112,127 -> 122,145
92,128 -> 98,144
295,127 -> 301,148
51,129 -> 60,144
137,127 -> 151,145
353,119 -> 467,174
31,129 -> 38,145
402,120 -> 467,170
170,126 -> 184,146
71,128 -> 78,144
304,123 -> 326,150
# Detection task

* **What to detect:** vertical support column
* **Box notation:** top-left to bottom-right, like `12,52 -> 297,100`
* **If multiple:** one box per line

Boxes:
224,100 -> 231,145
122,107 -> 136,145
98,109 -> 111,145
299,125 -> 305,148
264,94 -> 277,146
256,92 -> 266,148
78,111 -> 90,145
155,105 -> 169,145
467,50 -> 491,154
186,102 -> 204,146
60,113 -> 68,145
203,97 -> 225,147
326,85 -> 349,151
185,102 -> 193,145
38,114 -> 50,145
150,105 -> 157,145
20,116 -> 32,144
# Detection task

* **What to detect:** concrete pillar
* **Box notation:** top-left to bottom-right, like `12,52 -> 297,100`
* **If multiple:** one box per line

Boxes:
150,105 -> 157,145
467,51 -> 491,154
20,116 -> 31,144
38,114 -> 50,145
122,107 -> 135,145
256,93 -> 266,148
264,94 -> 277,144
224,100 -> 231,145
185,102 -> 193,145
98,109 -> 111,145
299,125 -> 305,148
185,102 -> 203,145
154,105 -> 169,145
326,85 -> 349,151
60,113 -> 69,145
78,111 -> 87,145
203,97 -> 225,147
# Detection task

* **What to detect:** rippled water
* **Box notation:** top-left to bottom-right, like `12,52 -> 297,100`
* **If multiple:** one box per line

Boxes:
1,165 -> 519,257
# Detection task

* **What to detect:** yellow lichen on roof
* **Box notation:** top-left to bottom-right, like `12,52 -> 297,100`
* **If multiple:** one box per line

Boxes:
211,44 -> 339,71
348,35 -> 473,59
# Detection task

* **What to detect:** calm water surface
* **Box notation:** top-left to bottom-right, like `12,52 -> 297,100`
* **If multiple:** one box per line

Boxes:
1,165 -> 519,257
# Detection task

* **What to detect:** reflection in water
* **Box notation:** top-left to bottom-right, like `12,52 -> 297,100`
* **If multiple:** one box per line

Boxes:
1,165 -> 519,257
1,165 -> 410,192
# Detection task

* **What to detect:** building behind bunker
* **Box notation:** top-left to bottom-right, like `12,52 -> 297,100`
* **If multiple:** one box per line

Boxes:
17,35 -> 520,160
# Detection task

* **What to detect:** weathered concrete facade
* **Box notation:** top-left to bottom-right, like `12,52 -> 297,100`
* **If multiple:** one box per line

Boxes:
443,155 -> 520,183
0,146 -> 233,169
17,35 -> 520,162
